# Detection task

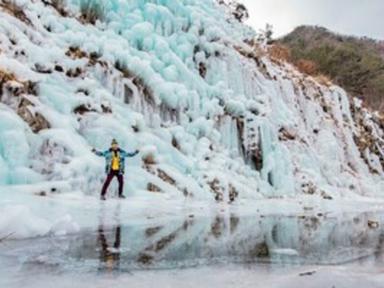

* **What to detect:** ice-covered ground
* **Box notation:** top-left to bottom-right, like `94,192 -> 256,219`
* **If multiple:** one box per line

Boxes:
2,183 -> 384,240
2,179 -> 384,287
2,261 -> 384,288
2,193 -> 384,288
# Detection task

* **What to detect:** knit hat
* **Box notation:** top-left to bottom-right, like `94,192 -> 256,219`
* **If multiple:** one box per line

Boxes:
111,139 -> 119,145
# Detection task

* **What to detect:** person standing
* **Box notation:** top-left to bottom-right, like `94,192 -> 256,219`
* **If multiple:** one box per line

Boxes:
92,139 -> 139,200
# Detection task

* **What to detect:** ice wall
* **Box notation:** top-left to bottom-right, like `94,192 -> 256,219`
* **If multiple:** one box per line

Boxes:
0,0 -> 383,200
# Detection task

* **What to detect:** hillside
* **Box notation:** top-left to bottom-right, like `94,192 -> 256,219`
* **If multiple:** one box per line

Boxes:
0,0 -> 384,240
278,25 -> 384,111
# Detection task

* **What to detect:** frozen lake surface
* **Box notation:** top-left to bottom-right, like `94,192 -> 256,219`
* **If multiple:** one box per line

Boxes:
2,198 -> 384,288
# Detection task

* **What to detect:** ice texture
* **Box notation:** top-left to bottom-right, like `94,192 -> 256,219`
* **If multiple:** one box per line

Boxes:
0,0 -> 384,241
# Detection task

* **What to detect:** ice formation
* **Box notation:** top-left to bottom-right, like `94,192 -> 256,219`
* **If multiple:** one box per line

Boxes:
0,0 -> 384,206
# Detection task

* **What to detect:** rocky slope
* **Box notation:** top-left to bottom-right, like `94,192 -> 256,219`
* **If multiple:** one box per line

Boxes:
278,25 -> 384,111
0,0 -> 384,202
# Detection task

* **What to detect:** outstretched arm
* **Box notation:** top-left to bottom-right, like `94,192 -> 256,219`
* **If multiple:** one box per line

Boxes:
92,148 -> 108,157
121,149 -> 139,158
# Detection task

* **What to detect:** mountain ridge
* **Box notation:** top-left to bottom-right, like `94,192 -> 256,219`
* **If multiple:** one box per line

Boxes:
278,25 -> 384,112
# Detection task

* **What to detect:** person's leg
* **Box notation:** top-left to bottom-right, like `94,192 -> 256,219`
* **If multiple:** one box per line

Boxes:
101,172 -> 114,198
113,226 -> 121,269
114,226 -> 121,249
117,173 -> 124,197
98,225 -> 109,261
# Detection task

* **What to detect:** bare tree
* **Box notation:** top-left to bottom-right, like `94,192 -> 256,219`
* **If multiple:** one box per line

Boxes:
217,0 -> 249,22
257,23 -> 274,44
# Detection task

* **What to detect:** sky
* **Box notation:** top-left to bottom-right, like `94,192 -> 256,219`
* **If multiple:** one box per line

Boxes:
240,0 -> 384,40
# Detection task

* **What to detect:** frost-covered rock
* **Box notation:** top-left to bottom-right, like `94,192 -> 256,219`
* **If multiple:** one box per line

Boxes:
0,0 -> 383,203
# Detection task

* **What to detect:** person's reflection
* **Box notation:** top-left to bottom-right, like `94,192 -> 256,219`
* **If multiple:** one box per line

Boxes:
97,202 -> 122,272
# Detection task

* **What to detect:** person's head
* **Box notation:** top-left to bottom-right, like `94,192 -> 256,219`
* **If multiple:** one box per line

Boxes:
111,139 -> 119,150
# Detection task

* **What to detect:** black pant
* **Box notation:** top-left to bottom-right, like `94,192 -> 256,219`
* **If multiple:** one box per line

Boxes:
101,170 -> 124,196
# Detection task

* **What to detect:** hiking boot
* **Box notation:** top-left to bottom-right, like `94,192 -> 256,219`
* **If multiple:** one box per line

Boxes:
100,195 -> 106,201
118,194 -> 126,199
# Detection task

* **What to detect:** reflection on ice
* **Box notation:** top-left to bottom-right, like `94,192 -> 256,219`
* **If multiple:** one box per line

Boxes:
2,208 -> 384,274
98,225 -> 121,272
